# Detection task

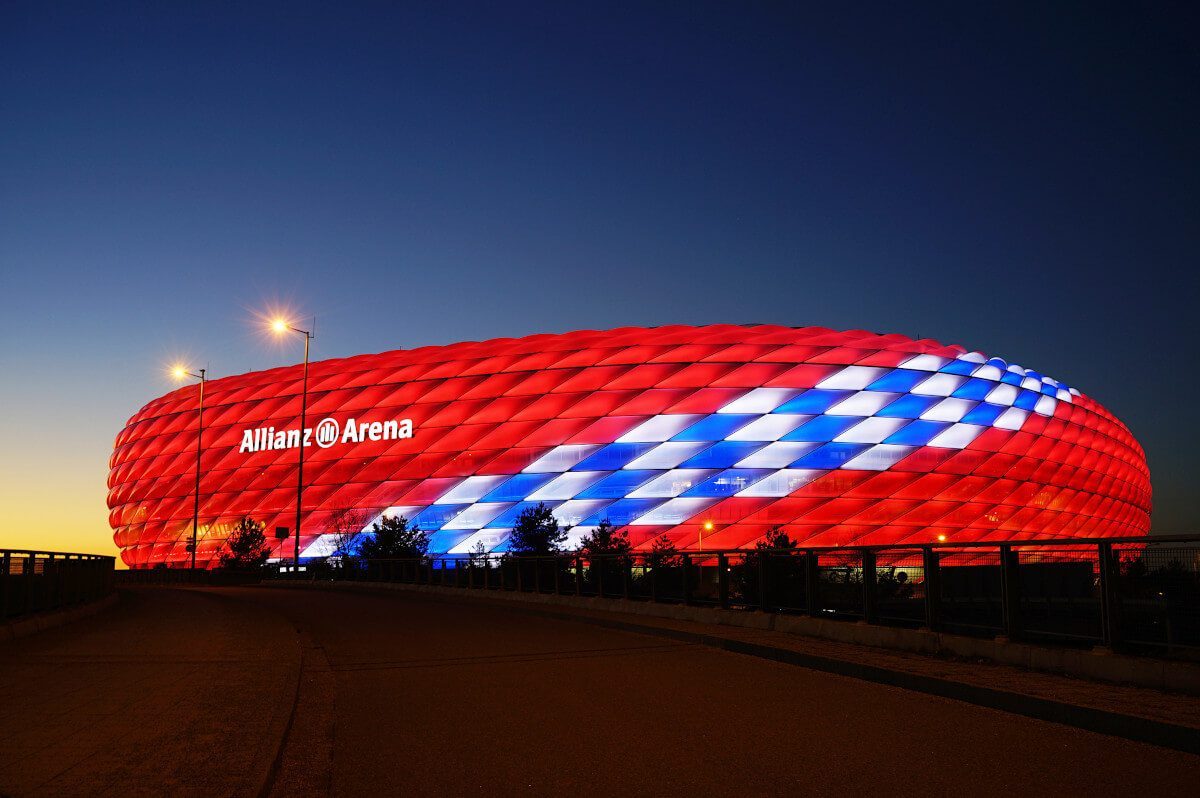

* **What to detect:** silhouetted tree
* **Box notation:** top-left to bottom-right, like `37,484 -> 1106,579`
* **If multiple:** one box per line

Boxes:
506,502 -> 565,555
219,516 -> 271,569
328,507 -> 371,565
577,519 -> 631,557
733,525 -> 802,606
358,514 -> 427,560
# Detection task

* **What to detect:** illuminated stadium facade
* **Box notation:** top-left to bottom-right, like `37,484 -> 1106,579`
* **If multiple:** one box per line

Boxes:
108,325 -> 1151,569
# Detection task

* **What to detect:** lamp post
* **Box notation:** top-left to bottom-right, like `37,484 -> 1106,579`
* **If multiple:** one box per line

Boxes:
172,366 -> 207,570
271,318 -> 314,568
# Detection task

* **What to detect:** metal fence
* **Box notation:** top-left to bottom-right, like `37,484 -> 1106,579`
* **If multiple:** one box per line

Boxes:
1,550 -> 115,620
279,535 -> 1200,655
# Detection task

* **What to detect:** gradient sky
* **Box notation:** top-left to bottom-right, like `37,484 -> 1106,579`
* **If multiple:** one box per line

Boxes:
2,2 -> 1197,557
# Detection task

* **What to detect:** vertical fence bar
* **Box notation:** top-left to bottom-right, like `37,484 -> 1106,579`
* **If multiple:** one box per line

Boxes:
1098,541 -> 1120,648
757,551 -> 768,611
717,553 -> 729,609
575,556 -> 583,596
999,544 -> 1021,640
1,551 -> 9,619
686,554 -> 696,604
922,546 -> 940,631
862,549 -> 877,623
554,555 -> 562,595
650,556 -> 659,603
805,551 -> 820,616
595,555 -> 604,598
622,557 -> 631,600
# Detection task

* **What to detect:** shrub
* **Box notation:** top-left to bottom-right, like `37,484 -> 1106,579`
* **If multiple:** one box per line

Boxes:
358,514 -> 427,560
506,502 -> 565,555
219,516 -> 271,570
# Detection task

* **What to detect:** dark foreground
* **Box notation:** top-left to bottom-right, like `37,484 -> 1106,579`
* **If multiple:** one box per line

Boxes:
1,586 -> 1198,797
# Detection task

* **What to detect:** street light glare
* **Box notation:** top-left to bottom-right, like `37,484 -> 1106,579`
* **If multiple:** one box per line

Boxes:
271,318 -> 289,334
172,366 -> 187,380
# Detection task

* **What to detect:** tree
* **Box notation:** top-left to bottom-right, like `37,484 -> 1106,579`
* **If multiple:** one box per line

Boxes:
219,516 -> 271,569
577,518 -> 631,557
358,514 -> 427,560
506,502 -> 565,555
733,525 -> 802,607
646,534 -> 681,569
328,507 -> 371,564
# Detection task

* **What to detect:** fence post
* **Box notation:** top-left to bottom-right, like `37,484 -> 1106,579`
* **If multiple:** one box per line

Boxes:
1098,541 -> 1121,648
922,546 -> 941,631
717,553 -> 729,609
596,555 -> 605,598
862,549 -> 877,623
24,554 -> 35,615
575,556 -> 583,596
805,551 -> 820,616
757,551 -> 768,611
554,555 -> 562,595
622,557 -> 631,600
650,557 -> 659,603
483,558 -> 491,590
1,551 -> 9,619
682,554 -> 692,605
999,544 -> 1021,640
515,557 -> 523,592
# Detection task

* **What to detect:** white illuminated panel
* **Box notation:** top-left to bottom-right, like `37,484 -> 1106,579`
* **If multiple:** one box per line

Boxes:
734,441 -> 818,468
841,444 -> 916,471
994,408 -> 1028,430
726,414 -> 810,441
717,387 -> 798,414
736,469 -> 822,497
902,354 -> 949,371
1034,395 -> 1057,416
984,383 -> 1019,406
834,417 -> 909,444
927,423 -> 985,449
299,534 -> 339,558
912,373 -> 966,397
628,469 -> 715,498
624,441 -> 712,470
826,391 -> 898,416
436,475 -> 512,504
616,414 -> 703,443
816,366 -> 889,390
448,529 -> 509,555
552,499 -> 614,527
958,351 -> 987,364
522,444 -> 602,473
920,398 -> 976,423
527,471 -> 607,501
973,364 -> 1004,381
445,503 -> 515,530
630,497 -> 717,525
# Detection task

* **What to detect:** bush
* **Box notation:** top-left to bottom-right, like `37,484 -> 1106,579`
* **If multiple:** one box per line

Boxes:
507,502 -> 565,555
219,516 -> 271,570
358,514 -> 428,560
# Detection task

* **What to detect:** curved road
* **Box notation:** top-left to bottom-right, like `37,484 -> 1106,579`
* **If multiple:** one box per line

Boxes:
3,586 -> 1199,797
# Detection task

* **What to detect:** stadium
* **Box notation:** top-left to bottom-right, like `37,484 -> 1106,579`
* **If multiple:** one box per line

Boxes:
107,325 -> 1151,569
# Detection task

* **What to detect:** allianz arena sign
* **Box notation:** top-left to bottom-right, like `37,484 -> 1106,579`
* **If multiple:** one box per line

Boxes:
239,417 -> 415,453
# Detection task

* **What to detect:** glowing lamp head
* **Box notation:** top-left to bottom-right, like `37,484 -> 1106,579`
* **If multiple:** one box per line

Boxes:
703,520 -> 714,531
171,366 -> 188,380
937,534 -> 947,543
271,318 -> 289,334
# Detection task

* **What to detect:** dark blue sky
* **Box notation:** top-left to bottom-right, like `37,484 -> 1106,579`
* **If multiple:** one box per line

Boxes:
1,1 -> 1197,549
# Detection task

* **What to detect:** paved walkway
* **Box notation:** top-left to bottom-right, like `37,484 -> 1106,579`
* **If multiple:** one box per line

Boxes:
0,588 -> 298,798
3,585 -> 1200,797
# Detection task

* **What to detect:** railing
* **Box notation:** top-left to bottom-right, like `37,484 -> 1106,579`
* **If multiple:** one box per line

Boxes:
1,550 -> 116,620
277,535 -> 1200,655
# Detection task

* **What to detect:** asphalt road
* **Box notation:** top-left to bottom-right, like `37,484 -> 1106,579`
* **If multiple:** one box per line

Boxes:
3,586 -> 1199,797
232,586 -> 1200,798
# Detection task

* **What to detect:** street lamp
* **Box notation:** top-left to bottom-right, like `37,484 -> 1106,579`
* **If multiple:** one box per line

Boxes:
172,365 -> 207,570
270,317 -> 314,568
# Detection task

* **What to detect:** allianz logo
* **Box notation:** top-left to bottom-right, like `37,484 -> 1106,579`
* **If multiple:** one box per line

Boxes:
239,417 -> 414,453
